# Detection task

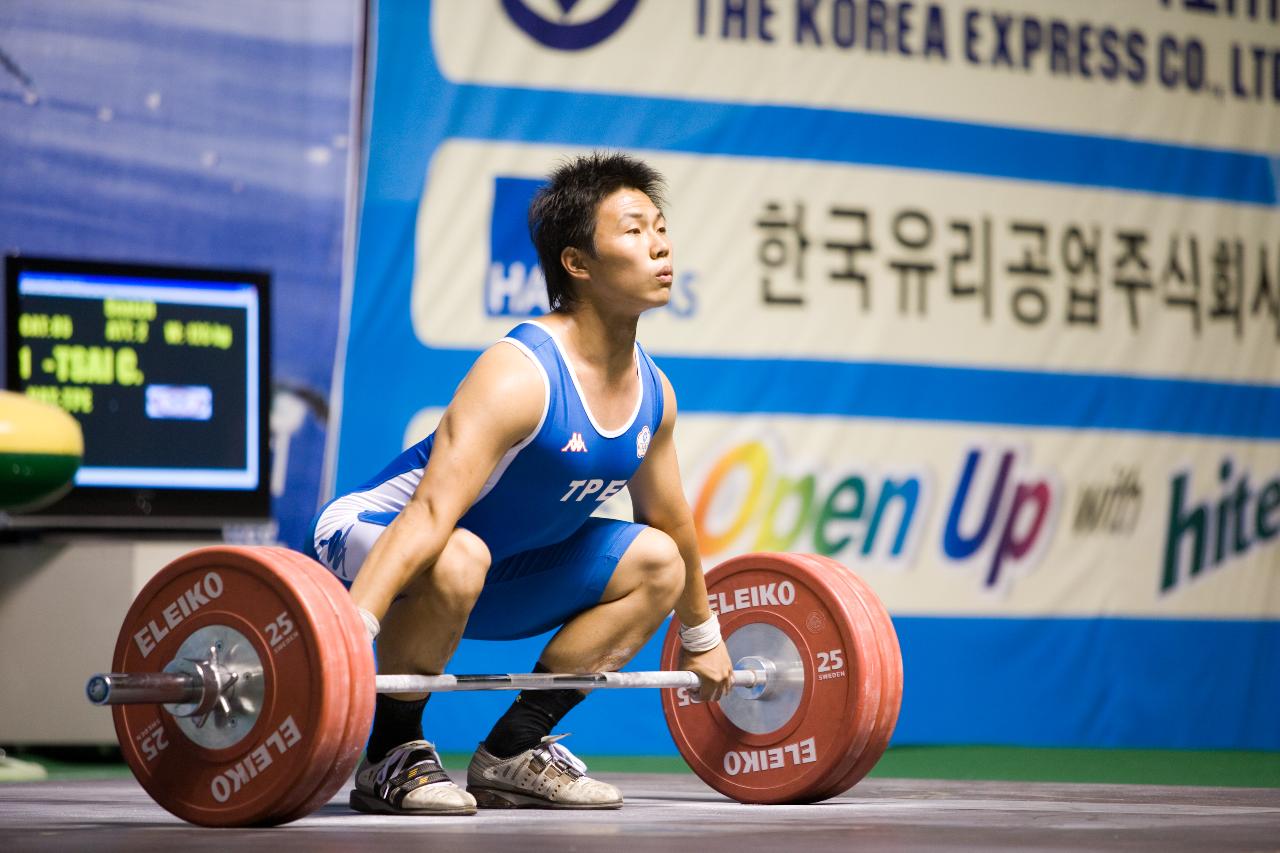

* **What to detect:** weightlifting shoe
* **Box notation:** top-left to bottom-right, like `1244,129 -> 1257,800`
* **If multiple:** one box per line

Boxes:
350,740 -> 477,816
467,734 -> 623,809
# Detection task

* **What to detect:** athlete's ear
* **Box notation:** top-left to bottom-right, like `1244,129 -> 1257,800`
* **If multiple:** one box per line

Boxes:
561,246 -> 591,282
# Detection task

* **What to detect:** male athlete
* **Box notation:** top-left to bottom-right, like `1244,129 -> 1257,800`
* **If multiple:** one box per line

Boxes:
309,153 -> 734,815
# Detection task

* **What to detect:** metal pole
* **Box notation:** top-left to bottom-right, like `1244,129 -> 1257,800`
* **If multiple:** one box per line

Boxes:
374,670 -> 761,693
86,668 -> 762,707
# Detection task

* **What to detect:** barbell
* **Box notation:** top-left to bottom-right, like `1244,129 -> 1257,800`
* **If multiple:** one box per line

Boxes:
86,546 -> 903,826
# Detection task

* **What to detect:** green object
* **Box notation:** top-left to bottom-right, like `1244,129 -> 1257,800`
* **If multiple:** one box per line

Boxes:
866,746 -> 1280,788
7,747 -> 1278,788
0,451 -> 80,511
449,747 -> 1280,787
0,390 -> 84,511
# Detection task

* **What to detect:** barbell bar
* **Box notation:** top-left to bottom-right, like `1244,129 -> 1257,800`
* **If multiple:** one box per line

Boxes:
88,668 -> 770,707
90,545 -> 903,826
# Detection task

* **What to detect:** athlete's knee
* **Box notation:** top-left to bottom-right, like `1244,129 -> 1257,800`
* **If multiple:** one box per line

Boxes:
428,528 -> 491,613
629,528 -> 685,605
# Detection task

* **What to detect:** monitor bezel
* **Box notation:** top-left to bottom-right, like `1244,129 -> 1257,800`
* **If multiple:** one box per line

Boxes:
3,254 -> 272,531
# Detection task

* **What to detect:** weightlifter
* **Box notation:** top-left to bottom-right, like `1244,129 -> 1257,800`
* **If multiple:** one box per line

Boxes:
307,153 -> 734,815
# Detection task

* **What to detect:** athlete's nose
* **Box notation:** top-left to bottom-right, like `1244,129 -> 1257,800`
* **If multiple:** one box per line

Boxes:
652,231 -> 670,259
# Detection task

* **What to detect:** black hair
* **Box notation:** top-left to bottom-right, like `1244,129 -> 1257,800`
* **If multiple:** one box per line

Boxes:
529,152 -> 667,311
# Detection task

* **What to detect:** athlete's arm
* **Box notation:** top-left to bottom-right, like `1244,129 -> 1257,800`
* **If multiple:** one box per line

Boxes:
628,370 -> 735,701
347,341 -> 544,620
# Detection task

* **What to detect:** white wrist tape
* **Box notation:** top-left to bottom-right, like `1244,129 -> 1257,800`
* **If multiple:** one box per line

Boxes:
357,607 -> 380,642
679,614 -> 722,653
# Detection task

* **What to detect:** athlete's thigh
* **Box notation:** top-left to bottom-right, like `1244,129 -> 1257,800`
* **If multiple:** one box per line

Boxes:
464,517 -> 647,641
310,505 -> 397,585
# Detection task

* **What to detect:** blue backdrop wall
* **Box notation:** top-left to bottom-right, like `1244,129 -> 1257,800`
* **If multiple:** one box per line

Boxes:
0,0 -> 359,547
339,0 -> 1280,753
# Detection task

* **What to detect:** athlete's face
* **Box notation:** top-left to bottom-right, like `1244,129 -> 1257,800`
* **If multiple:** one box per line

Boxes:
572,188 -> 672,311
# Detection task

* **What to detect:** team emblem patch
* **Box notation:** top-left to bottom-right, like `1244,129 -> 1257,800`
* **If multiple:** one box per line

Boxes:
636,425 -> 651,459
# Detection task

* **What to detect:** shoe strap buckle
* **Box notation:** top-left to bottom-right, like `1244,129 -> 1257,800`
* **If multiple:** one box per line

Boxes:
540,734 -> 587,778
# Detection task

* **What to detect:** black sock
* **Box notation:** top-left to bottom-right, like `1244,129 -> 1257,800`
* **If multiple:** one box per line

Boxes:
483,663 -> 586,759
365,694 -> 430,764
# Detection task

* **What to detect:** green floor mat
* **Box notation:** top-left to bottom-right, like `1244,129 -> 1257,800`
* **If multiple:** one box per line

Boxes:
6,746 -> 1278,788
867,746 -> 1280,788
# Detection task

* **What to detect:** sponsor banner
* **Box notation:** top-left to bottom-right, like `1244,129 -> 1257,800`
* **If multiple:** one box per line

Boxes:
344,0 -> 1280,749
676,415 -> 1280,618
433,1 -> 1280,151
415,139 -> 1280,383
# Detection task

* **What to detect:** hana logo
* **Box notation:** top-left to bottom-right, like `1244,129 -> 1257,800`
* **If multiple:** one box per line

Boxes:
488,176 -> 550,317
502,0 -> 640,51
636,425 -> 651,458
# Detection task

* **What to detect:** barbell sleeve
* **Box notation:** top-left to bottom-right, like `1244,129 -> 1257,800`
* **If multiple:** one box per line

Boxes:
86,672 -> 206,706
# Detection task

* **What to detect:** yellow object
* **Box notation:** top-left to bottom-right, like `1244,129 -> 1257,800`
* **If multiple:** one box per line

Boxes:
0,389 -> 84,512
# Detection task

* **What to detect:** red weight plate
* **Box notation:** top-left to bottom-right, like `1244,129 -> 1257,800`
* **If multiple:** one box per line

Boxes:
777,556 -> 894,800
111,546 -> 348,827
266,548 -> 375,823
248,548 -> 353,824
822,560 -> 903,799
767,555 -> 889,800
771,555 -> 898,802
796,555 -> 903,801
111,546 -> 351,827
661,552 -> 883,804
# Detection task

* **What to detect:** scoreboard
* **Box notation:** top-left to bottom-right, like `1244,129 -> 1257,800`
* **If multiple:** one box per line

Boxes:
5,257 -> 269,526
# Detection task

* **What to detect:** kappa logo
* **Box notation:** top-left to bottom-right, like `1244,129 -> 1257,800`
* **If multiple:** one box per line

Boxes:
501,0 -> 640,51
561,432 -> 588,453
636,425 -> 651,459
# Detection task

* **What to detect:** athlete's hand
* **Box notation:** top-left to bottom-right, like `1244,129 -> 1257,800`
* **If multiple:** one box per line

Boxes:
683,641 -> 735,703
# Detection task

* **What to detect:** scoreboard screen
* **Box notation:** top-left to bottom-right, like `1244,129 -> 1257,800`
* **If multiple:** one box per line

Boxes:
4,255 -> 270,529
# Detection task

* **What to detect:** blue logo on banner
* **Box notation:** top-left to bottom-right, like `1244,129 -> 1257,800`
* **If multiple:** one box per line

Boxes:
488,176 -> 550,317
501,0 -> 640,51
